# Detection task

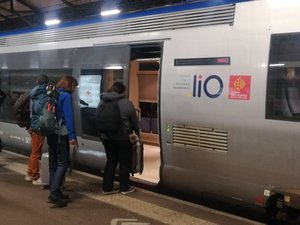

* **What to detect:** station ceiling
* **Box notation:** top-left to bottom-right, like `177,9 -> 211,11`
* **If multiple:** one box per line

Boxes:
0,0 -> 204,33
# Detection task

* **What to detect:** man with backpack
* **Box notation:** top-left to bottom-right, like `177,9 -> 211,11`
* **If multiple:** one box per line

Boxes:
24,74 -> 48,185
96,82 -> 140,195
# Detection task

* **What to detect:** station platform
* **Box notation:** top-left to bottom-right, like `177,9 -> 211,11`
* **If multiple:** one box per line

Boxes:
0,150 -> 265,225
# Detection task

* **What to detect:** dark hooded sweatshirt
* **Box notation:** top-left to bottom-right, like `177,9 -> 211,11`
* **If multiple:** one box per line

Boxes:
100,91 -> 140,140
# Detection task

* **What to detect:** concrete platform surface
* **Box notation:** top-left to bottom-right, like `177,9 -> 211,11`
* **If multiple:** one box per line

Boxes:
0,150 -> 265,225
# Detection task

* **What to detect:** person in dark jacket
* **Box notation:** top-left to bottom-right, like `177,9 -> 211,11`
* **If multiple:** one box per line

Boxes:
100,82 -> 140,195
47,75 -> 78,208
24,74 -> 48,185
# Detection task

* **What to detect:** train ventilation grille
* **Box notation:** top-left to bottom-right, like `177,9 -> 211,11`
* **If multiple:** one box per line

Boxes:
0,4 -> 235,47
172,124 -> 228,152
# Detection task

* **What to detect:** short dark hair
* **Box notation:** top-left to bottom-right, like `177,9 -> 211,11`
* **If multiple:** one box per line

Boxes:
110,82 -> 126,94
36,74 -> 48,85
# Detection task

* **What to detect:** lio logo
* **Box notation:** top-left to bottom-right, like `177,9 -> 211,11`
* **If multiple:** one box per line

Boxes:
192,74 -> 223,98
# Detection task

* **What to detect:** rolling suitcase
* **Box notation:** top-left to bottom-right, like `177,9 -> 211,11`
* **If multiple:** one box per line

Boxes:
40,152 -> 50,188
131,140 -> 144,176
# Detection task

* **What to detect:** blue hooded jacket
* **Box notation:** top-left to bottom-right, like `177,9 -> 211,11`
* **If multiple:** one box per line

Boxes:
56,88 -> 77,140
29,84 -> 47,130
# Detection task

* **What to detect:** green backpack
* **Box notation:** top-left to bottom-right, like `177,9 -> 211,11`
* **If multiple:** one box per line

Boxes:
36,87 -> 59,136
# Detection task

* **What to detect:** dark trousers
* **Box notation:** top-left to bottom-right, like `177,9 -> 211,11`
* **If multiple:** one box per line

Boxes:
47,135 -> 69,196
102,139 -> 132,192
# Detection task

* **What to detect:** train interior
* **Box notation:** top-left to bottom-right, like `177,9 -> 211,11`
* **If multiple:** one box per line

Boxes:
128,44 -> 162,184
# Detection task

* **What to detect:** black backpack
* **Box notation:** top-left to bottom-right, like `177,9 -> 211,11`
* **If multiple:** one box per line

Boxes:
95,99 -> 122,134
14,92 -> 31,128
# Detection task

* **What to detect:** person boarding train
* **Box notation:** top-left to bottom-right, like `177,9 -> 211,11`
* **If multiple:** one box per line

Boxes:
97,82 -> 140,195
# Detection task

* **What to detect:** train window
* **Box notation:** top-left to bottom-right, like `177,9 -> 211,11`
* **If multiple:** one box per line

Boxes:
79,68 -> 124,139
266,33 -> 300,122
79,71 -> 102,138
0,69 -> 69,123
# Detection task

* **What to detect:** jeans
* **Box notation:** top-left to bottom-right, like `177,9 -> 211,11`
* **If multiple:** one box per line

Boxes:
27,131 -> 45,180
102,139 -> 132,192
47,135 -> 69,196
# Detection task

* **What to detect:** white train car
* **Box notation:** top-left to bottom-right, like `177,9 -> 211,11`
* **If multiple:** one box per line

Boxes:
0,0 -> 300,223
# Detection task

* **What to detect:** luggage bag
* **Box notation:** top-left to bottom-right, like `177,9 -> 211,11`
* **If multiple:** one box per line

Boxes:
40,152 -> 50,188
131,140 -> 144,176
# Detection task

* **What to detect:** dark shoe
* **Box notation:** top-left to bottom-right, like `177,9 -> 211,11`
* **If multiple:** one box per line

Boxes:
120,187 -> 135,195
102,189 -> 119,195
48,195 -> 67,208
59,193 -> 70,200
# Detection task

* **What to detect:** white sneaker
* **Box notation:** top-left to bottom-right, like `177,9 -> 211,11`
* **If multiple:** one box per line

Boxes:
32,178 -> 45,185
120,187 -> 135,195
24,175 -> 32,182
102,189 -> 119,195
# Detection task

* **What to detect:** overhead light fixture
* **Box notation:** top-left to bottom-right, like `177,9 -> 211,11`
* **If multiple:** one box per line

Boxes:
45,19 -> 61,26
269,63 -> 285,67
100,9 -> 121,16
105,65 -> 123,70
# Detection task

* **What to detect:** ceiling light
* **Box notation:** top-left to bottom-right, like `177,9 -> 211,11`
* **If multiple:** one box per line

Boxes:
104,65 -> 123,70
100,9 -> 121,16
269,63 -> 285,67
45,19 -> 61,26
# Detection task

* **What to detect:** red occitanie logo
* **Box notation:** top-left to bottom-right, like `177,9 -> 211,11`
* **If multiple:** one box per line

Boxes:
229,75 -> 251,100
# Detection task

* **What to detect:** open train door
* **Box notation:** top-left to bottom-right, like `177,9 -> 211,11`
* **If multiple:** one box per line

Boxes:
128,43 -> 162,184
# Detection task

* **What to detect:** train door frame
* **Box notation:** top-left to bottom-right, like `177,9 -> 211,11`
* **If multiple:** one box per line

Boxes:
128,43 -> 162,184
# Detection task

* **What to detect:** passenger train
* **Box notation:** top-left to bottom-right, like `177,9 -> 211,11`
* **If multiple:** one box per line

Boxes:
1,0 -> 300,223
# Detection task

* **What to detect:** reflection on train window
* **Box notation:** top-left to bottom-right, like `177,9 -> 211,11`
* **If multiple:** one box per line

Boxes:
79,70 -> 102,137
0,69 -> 66,123
266,33 -> 300,121
79,68 -> 124,138
79,75 -> 102,108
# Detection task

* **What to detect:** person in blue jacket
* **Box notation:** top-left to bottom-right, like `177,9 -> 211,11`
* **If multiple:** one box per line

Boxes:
47,75 -> 78,208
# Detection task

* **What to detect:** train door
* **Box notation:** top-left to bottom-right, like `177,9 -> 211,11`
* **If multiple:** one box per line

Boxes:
128,44 -> 162,184
74,45 -> 131,169
73,44 -> 161,184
